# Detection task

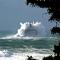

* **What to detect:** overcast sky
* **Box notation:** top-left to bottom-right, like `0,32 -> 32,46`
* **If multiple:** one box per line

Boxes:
0,0 -> 53,31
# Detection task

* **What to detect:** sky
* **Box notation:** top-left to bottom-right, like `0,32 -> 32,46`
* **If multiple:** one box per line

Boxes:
0,0 -> 54,32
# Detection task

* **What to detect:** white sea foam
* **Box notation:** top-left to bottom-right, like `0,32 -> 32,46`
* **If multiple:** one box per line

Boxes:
0,50 -> 51,60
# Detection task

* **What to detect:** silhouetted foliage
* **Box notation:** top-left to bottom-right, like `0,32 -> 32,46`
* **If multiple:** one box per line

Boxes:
27,56 -> 37,60
43,55 -> 60,60
48,8 -> 60,21
43,42 -> 60,60
26,0 -> 60,8
26,0 -> 60,34
51,27 -> 60,34
53,43 -> 60,56
43,55 -> 53,60
26,0 -> 60,21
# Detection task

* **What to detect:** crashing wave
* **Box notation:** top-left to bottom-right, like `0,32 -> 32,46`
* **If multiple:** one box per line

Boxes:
15,22 -> 46,37
0,21 -> 47,39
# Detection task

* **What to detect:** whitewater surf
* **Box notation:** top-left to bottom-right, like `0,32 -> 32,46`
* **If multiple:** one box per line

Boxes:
0,22 -> 47,39
0,22 -> 59,60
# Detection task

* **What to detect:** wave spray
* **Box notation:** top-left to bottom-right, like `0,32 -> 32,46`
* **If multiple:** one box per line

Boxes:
15,21 -> 46,37
0,21 -> 47,39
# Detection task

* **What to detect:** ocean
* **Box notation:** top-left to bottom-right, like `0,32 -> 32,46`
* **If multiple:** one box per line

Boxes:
0,22 -> 59,60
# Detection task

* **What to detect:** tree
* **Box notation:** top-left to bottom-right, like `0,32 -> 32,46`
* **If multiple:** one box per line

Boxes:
26,0 -> 60,34
53,43 -> 60,56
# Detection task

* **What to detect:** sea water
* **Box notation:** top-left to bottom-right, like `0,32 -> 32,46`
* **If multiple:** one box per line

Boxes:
0,22 -> 59,60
